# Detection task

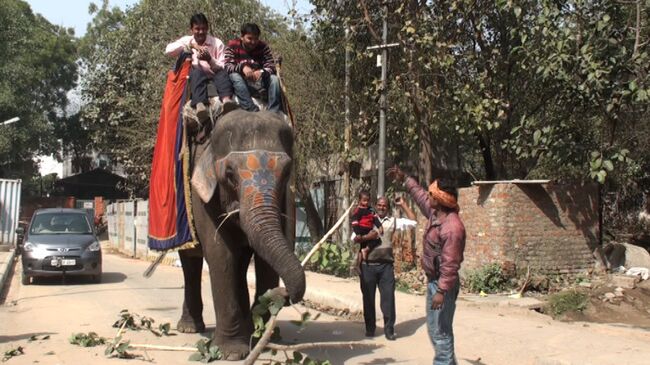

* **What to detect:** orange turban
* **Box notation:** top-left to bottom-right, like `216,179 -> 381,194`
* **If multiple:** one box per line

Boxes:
428,180 -> 459,210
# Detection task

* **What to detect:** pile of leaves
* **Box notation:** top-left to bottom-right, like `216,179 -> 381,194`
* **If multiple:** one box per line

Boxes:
69,332 -> 106,347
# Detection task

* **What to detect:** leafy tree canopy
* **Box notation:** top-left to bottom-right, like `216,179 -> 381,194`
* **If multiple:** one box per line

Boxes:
0,0 -> 78,180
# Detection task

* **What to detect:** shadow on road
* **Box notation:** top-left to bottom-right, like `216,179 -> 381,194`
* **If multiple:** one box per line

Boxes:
0,331 -> 57,343
395,316 -> 426,337
32,272 -> 127,285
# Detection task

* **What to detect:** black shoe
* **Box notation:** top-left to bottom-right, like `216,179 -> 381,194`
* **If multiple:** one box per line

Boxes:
365,330 -> 375,337
385,332 -> 396,341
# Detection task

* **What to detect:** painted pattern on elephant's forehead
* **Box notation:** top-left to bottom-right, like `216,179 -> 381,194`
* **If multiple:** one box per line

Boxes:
214,151 -> 289,208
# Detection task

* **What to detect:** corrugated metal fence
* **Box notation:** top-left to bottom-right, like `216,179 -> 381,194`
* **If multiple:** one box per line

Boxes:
0,179 -> 21,247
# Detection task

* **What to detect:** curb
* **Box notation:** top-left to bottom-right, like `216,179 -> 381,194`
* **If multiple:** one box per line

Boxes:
0,249 -> 17,294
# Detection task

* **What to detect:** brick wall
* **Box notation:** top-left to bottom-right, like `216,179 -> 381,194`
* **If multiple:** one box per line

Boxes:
457,182 -> 599,275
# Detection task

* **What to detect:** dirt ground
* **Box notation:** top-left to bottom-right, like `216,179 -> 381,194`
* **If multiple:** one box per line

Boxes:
562,279 -> 650,328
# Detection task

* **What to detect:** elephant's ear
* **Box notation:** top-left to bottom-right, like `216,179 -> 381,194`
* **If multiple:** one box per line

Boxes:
191,146 -> 218,203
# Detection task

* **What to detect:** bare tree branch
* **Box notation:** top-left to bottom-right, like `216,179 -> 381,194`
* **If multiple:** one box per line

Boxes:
359,0 -> 382,42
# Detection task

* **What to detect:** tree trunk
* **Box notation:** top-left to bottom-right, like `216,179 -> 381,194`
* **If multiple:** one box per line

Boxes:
295,179 -> 324,243
478,132 -> 496,180
418,123 -> 434,184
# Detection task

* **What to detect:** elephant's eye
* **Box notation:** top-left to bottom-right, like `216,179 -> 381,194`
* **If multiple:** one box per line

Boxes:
224,166 -> 237,187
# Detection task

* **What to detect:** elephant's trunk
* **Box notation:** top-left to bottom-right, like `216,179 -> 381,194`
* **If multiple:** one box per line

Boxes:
240,199 -> 305,303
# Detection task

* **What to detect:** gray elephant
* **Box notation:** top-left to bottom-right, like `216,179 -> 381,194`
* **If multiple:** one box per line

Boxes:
176,110 -> 305,360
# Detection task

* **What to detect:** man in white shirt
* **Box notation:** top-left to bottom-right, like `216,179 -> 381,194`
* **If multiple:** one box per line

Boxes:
165,13 -> 236,124
353,196 -> 417,340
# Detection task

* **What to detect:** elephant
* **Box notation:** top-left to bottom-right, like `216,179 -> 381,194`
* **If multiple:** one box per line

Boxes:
176,110 -> 305,360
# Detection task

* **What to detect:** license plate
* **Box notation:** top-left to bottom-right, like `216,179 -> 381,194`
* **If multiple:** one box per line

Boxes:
51,259 -> 76,266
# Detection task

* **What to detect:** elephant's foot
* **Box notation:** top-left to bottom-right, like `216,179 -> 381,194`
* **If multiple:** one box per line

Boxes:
214,337 -> 250,360
176,316 -> 205,333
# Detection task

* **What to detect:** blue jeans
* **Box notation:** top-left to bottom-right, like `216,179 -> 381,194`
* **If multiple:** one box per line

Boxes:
426,279 -> 460,365
229,72 -> 282,112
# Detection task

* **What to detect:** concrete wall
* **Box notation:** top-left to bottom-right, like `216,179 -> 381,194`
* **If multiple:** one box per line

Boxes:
458,182 -> 599,275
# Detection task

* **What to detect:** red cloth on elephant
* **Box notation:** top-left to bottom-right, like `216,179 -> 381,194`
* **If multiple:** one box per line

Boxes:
148,56 -> 196,250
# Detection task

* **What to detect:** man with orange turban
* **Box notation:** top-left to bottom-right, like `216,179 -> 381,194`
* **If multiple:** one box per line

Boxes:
388,166 -> 466,365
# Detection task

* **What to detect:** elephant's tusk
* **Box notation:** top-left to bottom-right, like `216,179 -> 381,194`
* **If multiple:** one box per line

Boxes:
214,209 -> 240,240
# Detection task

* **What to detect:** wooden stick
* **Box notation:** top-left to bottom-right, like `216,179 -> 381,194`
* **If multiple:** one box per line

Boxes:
115,318 -> 128,339
128,344 -> 196,352
266,341 -> 382,352
300,203 -> 354,267
243,315 -> 278,365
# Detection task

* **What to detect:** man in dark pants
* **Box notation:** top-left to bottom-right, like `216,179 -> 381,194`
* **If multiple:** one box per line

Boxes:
224,23 -> 282,112
389,166 -> 466,365
165,13 -> 236,125
353,195 -> 417,340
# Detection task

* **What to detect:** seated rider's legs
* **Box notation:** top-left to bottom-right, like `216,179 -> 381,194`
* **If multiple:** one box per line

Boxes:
212,69 -> 234,103
229,73 -> 259,112
263,74 -> 283,113
189,67 -> 210,108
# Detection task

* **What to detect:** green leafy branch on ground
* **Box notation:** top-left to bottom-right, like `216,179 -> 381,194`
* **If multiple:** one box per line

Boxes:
112,309 -> 172,337
1,346 -> 24,362
69,332 -> 106,347
27,335 -> 50,342
188,339 -> 223,362
104,335 -> 139,359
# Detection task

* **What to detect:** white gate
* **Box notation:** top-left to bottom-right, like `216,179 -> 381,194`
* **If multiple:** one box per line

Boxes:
135,200 -> 148,259
0,179 -> 22,247
123,201 -> 136,257
107,203 -> 118,246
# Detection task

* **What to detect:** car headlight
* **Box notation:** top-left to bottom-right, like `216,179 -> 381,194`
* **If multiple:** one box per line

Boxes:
23,242 -> 35,252
88,241 -> 101,252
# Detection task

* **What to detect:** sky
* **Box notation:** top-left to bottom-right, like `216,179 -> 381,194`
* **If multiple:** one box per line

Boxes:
25,0 -> 312,176
26,0 -> 312,37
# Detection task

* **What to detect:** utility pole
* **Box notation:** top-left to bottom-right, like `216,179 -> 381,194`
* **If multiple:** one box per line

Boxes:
367,4 -> 398,197
342,23 -> 351,245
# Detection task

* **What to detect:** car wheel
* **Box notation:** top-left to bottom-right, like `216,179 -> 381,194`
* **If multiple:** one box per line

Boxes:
21,272 -> 30,285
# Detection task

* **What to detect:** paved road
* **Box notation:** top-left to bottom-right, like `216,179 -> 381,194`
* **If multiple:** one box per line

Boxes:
2,250 -> 650,365
0,251 -> 417,364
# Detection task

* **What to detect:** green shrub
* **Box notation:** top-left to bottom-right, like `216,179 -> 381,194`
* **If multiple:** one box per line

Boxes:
464,263 -> 511,293
546,290 -> 588,317
304,242 -> 352,278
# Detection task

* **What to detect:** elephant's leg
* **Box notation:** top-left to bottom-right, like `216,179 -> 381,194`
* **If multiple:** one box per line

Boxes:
177,247 -> 205,333
253,254 -> 280,313
204,235 -> 254,360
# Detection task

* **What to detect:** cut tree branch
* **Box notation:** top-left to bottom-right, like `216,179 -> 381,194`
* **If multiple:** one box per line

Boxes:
266,341 -> 381,352
243,314 -> 278,365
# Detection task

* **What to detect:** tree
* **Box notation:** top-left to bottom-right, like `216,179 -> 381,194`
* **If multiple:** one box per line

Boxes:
0,0 -> 78,180
310,0 -> 650,188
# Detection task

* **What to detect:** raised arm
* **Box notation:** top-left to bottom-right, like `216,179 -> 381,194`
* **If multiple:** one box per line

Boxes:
387,165 -> 433,219
396,196 -> 417,221
404,177 -> 434,219
165,35 -> 191,57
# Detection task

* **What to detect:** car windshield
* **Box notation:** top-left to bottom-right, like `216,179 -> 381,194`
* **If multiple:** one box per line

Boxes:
29,213 -> 93,235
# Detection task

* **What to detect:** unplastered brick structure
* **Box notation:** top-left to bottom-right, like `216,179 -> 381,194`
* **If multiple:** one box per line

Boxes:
457,181 -> 599,275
